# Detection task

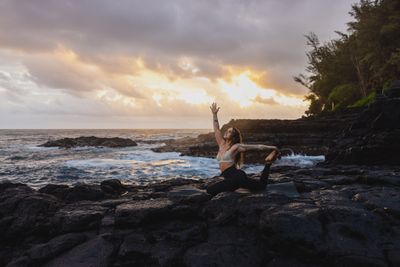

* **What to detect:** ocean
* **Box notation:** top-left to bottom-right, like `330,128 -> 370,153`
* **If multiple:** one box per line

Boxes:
0,129 -> 325,188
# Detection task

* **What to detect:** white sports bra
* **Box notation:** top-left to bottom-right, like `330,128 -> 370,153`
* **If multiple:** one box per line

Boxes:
216,150 -> 235,164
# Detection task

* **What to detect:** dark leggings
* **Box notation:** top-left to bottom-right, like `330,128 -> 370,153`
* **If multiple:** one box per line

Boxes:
206,163 -> 271,196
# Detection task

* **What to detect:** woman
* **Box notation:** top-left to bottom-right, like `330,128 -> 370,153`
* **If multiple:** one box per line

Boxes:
206,102 -> 280,196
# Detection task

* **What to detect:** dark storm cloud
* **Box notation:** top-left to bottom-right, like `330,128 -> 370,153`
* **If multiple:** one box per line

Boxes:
0,0 -> 356,94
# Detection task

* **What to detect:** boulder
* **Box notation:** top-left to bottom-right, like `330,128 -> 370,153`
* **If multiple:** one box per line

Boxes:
100,179 -> 128,195
115,198 -> 174,227
52,204 -> 107,233
28,233 -> 87,263
39,136 -> 137,148
42,234 -> 115,267
183,226 -> 265,267
0,186 -> 60,242
64,183 -> 105,203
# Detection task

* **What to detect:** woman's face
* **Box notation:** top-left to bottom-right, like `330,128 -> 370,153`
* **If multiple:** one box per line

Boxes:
224,127 -> 234,140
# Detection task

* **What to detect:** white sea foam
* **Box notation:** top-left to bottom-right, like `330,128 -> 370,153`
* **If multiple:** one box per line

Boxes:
243,154 -> 325,174
64,159 -> 140,169
277,154 -> 325,167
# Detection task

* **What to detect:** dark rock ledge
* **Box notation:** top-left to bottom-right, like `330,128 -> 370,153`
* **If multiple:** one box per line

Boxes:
1,165 -> 400,267
39,136 -> 137,148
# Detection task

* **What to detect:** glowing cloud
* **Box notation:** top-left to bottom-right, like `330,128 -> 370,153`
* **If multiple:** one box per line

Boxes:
218,71 -> 306,108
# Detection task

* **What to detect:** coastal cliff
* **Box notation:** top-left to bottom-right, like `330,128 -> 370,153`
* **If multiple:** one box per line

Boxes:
152,109 -> 360,164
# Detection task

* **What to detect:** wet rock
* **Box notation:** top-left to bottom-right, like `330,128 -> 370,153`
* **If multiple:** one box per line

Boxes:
266,257 -> 322,267
352,187 -> 400,219
100,179 -> 128,195
183,226 -> 265,267
167,185 -> 211,204
333,255 -> 388,267
53,204 -> 107,233
115,232 -> 156,266
386,249 -> 400,267
149,178 -> 203,192
27,233 -> 87,263
39,136 -> 137,148
5,256 -> 30,267
260,202 -> 324,255
0,181 -> 28,192
39,184 -> 70,199
115,198 -> 174,227
64,183 -> 105,202
150,240 -> 184,267
0,186 -> 60,242
235,193 -> 288,227
42,234 -> 115,267
202,192 -> 243,225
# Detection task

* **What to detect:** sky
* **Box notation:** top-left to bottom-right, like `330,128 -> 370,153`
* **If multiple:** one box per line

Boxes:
0,0 -> 358,129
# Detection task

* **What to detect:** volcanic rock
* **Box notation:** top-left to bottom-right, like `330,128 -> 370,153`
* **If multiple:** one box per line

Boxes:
39,136 -> 137,148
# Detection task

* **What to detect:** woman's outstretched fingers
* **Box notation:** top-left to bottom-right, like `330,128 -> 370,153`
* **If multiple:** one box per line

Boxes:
210,102 -> 220,114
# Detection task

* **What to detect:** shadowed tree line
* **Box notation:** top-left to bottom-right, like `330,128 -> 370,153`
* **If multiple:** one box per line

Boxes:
295,0 -> 400,116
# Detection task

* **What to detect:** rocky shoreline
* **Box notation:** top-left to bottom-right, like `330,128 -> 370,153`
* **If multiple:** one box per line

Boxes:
152,84 -> 400,166
151,109 -> 361,164
1,163 -> 399,267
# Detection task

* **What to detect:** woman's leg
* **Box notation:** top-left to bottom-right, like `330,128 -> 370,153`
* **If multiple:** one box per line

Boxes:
206,177 -> 240,196
238,168 -> 268,191
259,163 -> 271,186
239,150 -> 279,191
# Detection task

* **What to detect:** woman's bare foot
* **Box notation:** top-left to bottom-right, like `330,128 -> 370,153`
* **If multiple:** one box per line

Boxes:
265,149 -> 281,164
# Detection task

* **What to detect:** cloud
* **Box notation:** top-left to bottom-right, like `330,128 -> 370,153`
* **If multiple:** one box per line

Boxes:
253,95 -> 279,106
0,0 -> 357,128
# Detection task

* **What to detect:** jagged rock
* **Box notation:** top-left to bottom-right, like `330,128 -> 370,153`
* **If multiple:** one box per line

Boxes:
39,136 -> 137,148
259,202 -> 324,256
202,192 -> 244,225
27,233 -> 87,263
64,183 -> 105,202
167,185 -> 211,204
100,179 -> 128,195
352,187 -> 400,219
52,204 -> 107,233
5,256 -> 30,267
42,234 -> 115,267
115,232 -> 156,266
39,184 -> 70,199
326,82 -> 400,165
0,186 -> 60,242
183,226 -> 265,267
115,198 -> 174,227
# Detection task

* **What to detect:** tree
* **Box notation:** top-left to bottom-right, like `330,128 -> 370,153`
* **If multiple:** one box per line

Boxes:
295,0 -> 400,116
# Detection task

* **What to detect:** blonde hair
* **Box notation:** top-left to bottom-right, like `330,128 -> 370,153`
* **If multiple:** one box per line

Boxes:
228,127 -> 244,168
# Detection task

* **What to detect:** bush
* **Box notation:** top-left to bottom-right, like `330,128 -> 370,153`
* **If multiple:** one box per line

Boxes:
348,91 -> 376,108
328,83 -> 359,110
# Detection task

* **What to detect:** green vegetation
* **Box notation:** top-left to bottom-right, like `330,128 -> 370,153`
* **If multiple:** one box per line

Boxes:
348,91 -> 376,108
295,0 -> 400,116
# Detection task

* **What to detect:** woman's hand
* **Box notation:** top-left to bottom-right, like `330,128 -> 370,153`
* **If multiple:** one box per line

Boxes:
210,102 -> 220,115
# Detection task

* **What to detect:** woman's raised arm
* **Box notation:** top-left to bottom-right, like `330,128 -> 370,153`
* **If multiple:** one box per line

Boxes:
210,102 -> 224,146
234,144 -> 278,153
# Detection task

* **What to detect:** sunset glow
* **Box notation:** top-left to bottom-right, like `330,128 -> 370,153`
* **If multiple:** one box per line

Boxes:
0,0 -> 353,128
